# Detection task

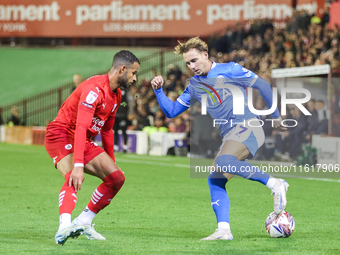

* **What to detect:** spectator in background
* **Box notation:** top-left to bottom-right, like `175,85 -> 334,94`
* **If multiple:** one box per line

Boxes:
285,106 -> 308,159
304,99 -> 319,142
315,99 -> 329,134
136,103 -> 152,130
332,113 -> 340,137
127,112 -> 139,131
148,99 -> 159,115
164,74 -> 177,92
273,106 -> 294,161
8,106 -> 20,126
154,116 -> 168,131
253,97 -> 274,160
169,116 -> 186,133
0,109 -> 3,125
71,74 -> 82,92
167,64 -> 182,80
113,89 -> 130,153
182,119 -> 191,154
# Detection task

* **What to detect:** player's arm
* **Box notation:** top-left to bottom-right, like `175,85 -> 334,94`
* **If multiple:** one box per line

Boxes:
101,115 -> 115,162
72,88 -> 98,192
230,63 -> 286,131
151,75 -> 189,118
252,78 -> 286,131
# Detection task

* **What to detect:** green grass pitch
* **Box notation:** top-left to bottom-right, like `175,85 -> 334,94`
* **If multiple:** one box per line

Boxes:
0,143 -> 339,254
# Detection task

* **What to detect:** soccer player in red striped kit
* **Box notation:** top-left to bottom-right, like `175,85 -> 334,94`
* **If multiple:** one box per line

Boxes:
45,50 -> 140,245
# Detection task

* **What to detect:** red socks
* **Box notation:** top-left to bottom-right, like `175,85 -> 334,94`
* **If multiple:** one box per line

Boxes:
59,172 -> 77,215
58,170 -> 125,216
87,170 -> 125,213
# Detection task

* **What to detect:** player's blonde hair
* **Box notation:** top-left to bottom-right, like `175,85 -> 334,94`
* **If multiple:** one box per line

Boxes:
174,37 -> 208,55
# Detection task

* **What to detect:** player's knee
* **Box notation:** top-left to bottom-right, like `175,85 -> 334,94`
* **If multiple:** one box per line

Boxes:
104,170 -> 125,189
215,154 -> 237,173
208,171 -> 228,188
114,170 -> 125,188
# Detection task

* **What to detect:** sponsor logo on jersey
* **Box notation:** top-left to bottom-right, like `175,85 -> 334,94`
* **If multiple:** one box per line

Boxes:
198,82 -> 222,106
242,67 -> 253,77
86,91 -> 99,104
91,117 -> 105,132
65,144 -> 72,150
81,102 -> 93,108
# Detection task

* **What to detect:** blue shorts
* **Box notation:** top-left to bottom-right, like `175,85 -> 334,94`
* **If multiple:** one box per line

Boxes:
217,118 -> 265,159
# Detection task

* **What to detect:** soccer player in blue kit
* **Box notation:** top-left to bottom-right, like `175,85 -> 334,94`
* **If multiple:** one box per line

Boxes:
151,37 -> 289,240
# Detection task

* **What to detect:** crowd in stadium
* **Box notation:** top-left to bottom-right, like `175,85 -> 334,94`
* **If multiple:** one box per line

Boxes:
207,9 -> 340,78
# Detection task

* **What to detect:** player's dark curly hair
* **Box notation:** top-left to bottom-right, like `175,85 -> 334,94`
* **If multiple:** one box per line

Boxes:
112,50 -> 140,68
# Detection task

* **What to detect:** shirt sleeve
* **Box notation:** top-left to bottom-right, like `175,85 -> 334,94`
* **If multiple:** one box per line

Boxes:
100,88 -> 121,162
73,86 -> 101,166
177,85 -> 190,108
101,115 -> 115,162
154,85 -> 189,118
229,63 -> 280,118
252,77 -> 280,118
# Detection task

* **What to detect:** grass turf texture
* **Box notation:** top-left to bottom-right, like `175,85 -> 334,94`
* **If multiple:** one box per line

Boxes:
0,47 -> 159,106
0,143 -> 339,255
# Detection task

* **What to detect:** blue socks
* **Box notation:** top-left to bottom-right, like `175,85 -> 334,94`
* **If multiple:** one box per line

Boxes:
207,171 -> 230,224
215,154 -> 270,185
208,154 -> 271,226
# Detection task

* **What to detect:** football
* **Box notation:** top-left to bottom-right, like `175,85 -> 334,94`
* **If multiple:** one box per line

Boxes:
265,211 -> 295,238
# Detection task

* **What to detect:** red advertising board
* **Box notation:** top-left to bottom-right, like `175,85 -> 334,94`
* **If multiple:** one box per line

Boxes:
330,1 -> 340,29
0,0 -> 322,37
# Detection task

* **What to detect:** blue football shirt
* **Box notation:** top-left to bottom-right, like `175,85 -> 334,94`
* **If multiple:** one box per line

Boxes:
177,62 -> 259,137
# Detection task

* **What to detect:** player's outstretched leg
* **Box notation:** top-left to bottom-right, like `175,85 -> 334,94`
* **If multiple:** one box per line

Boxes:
215,155 -> 289,214
201,171 -> 233,241
72,170 -> 125,240
55,172 -> 84,245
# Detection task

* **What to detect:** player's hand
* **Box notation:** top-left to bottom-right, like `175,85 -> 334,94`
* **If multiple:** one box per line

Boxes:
272,116 -> 287,131
151,75 -> 164,90
69,167 -> 85,192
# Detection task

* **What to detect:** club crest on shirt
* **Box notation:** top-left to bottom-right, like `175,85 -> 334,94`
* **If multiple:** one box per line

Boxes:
215,75 -> 225,84
86,91 -> 99,104
65,144 -> 72,150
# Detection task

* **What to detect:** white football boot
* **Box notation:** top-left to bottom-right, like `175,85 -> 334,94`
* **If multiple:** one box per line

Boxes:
271,179 -> 289,215
55,225 -> 84,245
201,229 -> 234,241
72,218 -> 106,240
